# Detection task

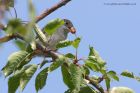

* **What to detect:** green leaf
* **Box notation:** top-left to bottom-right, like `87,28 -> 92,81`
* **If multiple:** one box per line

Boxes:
82,65 -> 90,76
35,67 -> 49,92
65,53 -> 75,59
89,46 -> 94,56
88,46 -> 106,66
2,51 -> 29,77
79,86 -> 96,93
25,0 -> 36,43
44,18 -> 64,35
121,70 -> 134,78
8,65 -> 31,93
61,63 -> 74,89
69,64 -> 83,92
16,52 -> 33,70
20,64 -> 38,91
28,0 -> 36,20
14,40 -> 27,50
72,37 -> 81,48
8,71 -> 21,93
88,56 -> 106,70
105,78 -> 111,90
48,55 -> 66,72
56,40 -> 72,49
85,60 -> 100,72
107,71 -> 119,81
6,19 -> 23,34
40,60 -> 49,69
34,24 -> 48,46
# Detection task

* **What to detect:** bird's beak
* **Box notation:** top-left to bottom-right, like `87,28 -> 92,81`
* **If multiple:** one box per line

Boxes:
69,27 -> 76,34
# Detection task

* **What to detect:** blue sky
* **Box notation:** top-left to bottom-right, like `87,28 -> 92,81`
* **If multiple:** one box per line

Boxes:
0,0 -> 140,93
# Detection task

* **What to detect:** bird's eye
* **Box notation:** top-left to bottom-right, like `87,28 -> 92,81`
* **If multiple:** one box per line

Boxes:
65,22 -> 68,25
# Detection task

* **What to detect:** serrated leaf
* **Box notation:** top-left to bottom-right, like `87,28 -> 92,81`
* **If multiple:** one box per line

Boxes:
88,56 -> 106,71
48,55 -> 66,72
61,63 -> 74,89
2,51 -> 29,77
35,67 -> 49,92
34,24 -> 47,46
20,64 -> 38,91
69,64 -> 83,92
121,70 -> 134,78
44,18 -> 64,35
107,71 -> 119,81
88,46 -> 106,66
85,60 -> 100,72
16,52 -> 33,70
65,53 -> 75,59
8,65 -> 31,93
72,37 -> 81,48
56,40 -> 72,49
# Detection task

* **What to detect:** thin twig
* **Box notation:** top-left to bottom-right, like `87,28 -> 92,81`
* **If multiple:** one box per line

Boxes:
85,75 -> 105,93
98,75 -> 105,83
13,7 -> 17,18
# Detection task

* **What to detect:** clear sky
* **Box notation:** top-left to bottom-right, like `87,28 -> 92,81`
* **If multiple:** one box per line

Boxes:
0,0 -> 140,93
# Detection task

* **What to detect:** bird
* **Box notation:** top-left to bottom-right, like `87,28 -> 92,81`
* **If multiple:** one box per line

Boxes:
36,19 -> 76,55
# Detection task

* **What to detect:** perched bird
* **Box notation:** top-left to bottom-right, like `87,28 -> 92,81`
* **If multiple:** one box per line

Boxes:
36,19 -> 76,52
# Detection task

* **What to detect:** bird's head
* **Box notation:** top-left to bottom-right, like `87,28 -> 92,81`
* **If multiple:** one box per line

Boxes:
63,19 -> 76,34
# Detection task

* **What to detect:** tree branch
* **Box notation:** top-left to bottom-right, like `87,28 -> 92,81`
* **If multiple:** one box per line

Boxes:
35,0 -> 71,23
0,34 -> 24,43
0,0 -> 71,43
85,75 -> 105,93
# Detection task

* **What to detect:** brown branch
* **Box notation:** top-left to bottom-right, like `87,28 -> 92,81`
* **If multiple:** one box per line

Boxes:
0,34 -> 24,43
85,75 -> 105,93
0,0 -> 71,43
98,75 -> 105,83
35,0 -> 71,23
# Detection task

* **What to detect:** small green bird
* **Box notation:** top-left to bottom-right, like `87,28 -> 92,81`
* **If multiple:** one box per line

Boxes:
36,19 -> 76,52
